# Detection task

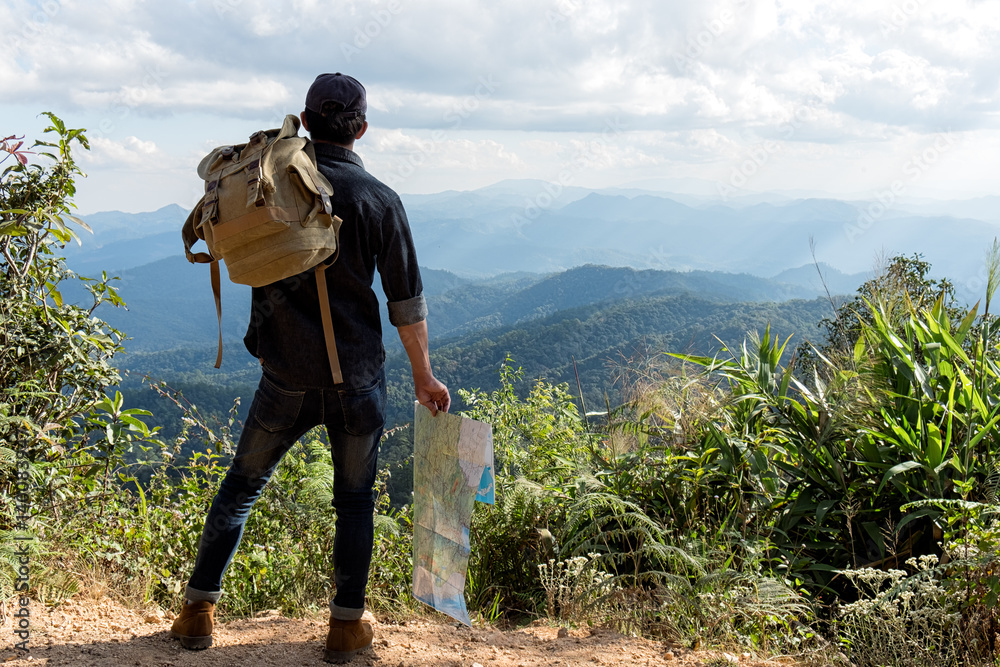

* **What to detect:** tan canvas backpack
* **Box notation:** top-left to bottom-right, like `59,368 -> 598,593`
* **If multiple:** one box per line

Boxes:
182,114 -> 345,383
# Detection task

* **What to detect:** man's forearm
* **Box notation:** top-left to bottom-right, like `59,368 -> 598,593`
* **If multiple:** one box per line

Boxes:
396,320 -> 451,414
397,320 -> 432,379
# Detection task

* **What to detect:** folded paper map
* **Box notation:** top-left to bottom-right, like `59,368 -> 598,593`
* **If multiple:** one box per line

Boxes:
411,402 -> 495,625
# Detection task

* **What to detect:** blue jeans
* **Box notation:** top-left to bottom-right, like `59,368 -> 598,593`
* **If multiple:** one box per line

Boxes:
184,368 -> 386,621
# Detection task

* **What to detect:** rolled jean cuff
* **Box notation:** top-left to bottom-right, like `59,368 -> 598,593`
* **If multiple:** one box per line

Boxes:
185,584 -> 222,604
329,601 -> 364,621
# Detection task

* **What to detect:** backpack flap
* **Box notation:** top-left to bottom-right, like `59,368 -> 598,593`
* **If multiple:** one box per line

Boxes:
276,114 -> 301,141
287,161 -> 336,225
302,141 -> 335,218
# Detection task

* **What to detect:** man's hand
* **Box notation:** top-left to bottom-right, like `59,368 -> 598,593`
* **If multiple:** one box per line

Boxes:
414,372 -> 451,416
397,320 -> 450,415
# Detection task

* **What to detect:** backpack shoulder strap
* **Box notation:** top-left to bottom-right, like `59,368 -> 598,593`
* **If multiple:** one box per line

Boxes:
211,259 -> 223,369
314,263 -> 344,384
182,194 -> 214,264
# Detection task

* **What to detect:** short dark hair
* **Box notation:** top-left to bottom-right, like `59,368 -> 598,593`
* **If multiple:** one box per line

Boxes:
304,101 -> 365,145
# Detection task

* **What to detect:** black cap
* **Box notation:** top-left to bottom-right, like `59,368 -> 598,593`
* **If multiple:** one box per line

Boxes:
305,73 -> 367,117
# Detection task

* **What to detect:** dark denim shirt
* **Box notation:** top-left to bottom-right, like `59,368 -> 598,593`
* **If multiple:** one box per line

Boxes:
243,143 -> 427,389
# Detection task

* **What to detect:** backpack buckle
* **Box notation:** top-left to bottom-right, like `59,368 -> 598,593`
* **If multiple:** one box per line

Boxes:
247,130 -> 267,148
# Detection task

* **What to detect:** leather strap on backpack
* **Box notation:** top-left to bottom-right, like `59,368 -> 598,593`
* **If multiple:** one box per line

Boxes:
314,263 -> 344,385
211,259 -> 223,369
182,194 -> 214,264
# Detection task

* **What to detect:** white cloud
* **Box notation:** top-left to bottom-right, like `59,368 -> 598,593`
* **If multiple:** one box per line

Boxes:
365,129 -> 524,188
4,0 -> 997,134
3,0 -> 999,210
84,136 -> 162,168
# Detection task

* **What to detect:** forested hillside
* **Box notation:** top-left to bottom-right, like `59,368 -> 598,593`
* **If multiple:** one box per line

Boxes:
63,253 -> 847,353
114,268 -> 834,447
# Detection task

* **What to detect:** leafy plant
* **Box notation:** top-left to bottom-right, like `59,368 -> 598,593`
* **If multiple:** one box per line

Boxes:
0,114 -> 126,465
0,115 -> 130,598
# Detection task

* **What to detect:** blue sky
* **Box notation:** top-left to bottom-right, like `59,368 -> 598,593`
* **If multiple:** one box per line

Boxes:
3,0 -> 998,214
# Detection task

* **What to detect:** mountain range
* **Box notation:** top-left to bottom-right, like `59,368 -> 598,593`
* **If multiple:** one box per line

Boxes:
68,181 -> 998,308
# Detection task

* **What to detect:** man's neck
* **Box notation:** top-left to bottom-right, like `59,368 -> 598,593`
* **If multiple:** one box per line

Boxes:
313,139 -> 355,151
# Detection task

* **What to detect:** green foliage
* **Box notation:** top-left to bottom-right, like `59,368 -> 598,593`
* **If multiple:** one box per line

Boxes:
804,253 -> 961,364
658,267 -> 1000,597
0,116 -> 132,599
609,251 -> 1000,663
0,114 -> 126,460
460,357 -> 587,488
459,358 -> 588,615
457,357 -> 818,655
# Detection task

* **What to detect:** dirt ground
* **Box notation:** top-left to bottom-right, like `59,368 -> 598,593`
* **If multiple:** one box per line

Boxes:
0,596 -> 813,667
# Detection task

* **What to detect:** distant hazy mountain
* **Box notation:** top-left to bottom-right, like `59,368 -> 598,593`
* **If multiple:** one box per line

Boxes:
403,188 -> 998,301
772,263 -> 868,297
891,196 -> 1000,224
66,204 -> 188,275
64,180 -> 997,306
76,180 -> 995,461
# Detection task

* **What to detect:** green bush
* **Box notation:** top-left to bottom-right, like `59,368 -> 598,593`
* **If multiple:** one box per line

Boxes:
1,116 -> 130,599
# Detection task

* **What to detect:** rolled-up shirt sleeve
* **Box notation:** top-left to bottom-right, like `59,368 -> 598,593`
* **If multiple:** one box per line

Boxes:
387,294 -> 428,327
378,195 -> 427,327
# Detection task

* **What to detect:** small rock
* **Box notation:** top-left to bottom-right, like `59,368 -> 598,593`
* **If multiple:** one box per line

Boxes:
557,627 -> 569,639
255,609 -> 281,617
473,663 -> 485,667
723,652 -> 739,664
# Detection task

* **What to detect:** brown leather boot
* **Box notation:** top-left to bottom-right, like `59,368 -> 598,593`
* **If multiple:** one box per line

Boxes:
169,600 -> 215,650
324,614 -> 373,663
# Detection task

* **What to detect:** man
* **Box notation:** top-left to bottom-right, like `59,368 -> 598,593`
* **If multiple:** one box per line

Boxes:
171,73 -> 450,664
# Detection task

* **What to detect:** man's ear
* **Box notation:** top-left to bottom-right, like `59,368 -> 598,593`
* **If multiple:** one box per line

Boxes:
299,111 -> 310,132
355,120 -> 368,141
